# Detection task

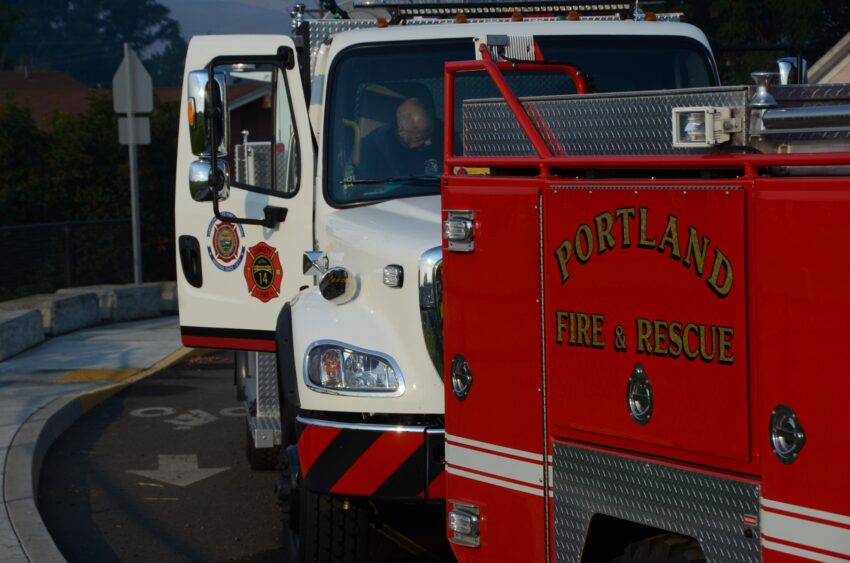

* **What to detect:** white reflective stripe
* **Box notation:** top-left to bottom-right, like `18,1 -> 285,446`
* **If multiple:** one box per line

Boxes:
447,466 -> 544,498
445,433 -> 544,462
762,539 -> 850,563
762,511 -> 850,557
446,443 -> 545,487
763,498 -> 850,527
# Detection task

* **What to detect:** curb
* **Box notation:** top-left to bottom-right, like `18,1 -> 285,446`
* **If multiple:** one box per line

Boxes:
4,346 -> 194,563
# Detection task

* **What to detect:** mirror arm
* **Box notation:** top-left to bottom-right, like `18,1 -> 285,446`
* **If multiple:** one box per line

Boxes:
205,56 -> 288,228
210,169 -> 286,228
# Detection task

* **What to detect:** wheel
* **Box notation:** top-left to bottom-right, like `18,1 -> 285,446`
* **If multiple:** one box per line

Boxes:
297,485 -> 369,563
245,421 -> 279,470
613,534 -> 705,563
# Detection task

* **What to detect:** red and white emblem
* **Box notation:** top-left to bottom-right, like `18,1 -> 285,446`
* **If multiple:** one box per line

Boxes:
243,242 -> 283,302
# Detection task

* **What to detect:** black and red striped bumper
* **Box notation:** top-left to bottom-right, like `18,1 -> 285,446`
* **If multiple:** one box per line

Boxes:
296,417 -> 445,501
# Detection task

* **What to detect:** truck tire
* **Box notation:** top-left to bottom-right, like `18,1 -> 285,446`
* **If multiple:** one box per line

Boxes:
613,534 -> 705,563
298,487 -> 369,563
245,422 -> 279,470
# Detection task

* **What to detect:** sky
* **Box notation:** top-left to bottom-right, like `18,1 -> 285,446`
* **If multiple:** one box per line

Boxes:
158,0 -> 313,39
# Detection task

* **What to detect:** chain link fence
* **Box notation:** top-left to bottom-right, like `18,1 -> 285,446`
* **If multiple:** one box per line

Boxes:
0,219 -> 134,301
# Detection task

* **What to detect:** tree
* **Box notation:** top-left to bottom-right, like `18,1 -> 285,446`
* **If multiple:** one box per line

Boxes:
668,0 -> 850,83
0,0 -> 21,69
0,97 -> 48,224
5,0 -> 185,86
0,92 -> 178,285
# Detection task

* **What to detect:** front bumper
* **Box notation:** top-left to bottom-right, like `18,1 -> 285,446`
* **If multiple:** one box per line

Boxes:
296,416 -> 445,501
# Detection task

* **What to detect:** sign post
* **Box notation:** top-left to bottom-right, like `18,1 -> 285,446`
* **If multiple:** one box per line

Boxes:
113,44 -> 153,285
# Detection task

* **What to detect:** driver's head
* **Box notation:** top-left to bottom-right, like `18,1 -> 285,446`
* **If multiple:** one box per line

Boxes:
396,98 -> 434,151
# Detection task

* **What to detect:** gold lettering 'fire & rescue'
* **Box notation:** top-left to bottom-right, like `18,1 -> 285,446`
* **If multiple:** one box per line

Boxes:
553,207 -> 733,298
554,311 -> 736,366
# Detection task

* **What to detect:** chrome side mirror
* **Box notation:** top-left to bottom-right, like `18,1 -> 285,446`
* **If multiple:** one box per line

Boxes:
187,70 -> 228,157
777,57 -> 808,85
189,160 -> 230,202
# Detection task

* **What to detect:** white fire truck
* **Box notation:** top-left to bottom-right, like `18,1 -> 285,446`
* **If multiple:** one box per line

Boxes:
440,26 -> 850,563
173,1 -> 766,560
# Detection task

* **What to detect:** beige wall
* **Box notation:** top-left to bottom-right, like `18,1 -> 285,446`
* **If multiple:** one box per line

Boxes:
827,62 -> 850,83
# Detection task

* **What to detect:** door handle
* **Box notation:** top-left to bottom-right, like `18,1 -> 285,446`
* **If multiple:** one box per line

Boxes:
263,206 -> 288,228
179,235 -> 203,288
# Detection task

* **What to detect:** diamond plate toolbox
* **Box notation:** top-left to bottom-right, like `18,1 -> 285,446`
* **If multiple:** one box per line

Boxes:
461,87 -> 751,157
461,82 -> 850,157
552,442 -> 760,563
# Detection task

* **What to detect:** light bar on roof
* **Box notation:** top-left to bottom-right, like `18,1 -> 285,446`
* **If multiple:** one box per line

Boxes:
353,1 -> 633,17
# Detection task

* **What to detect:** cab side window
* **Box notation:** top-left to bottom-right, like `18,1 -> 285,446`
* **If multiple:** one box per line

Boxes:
220,62 -> 300,196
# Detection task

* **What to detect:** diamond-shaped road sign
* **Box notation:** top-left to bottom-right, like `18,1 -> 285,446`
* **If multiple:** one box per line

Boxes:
112,47 -> 153,114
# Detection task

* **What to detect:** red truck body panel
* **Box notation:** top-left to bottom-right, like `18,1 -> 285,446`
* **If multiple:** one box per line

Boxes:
443,179 -> 549,562
443,174 -> 850,562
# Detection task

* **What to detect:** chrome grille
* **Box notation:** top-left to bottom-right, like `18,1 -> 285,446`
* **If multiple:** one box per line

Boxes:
419,247 -> 443,380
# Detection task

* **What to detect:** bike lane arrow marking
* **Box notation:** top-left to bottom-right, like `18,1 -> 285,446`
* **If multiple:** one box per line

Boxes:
127,454 -> 229,487
163,409 -> 218,430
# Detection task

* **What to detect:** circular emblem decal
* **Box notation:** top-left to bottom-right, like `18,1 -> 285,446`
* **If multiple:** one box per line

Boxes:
206,213 -> 245,272
244,242 -> 283,302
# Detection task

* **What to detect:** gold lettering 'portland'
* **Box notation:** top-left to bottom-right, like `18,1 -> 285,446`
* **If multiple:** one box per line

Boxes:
554,207 -> 734,297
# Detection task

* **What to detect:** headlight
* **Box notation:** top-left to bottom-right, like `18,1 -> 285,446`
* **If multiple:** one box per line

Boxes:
305,342 -> 403,395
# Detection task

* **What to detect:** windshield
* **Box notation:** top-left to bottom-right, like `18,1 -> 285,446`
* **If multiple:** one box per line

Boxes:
326,35 -> 717,205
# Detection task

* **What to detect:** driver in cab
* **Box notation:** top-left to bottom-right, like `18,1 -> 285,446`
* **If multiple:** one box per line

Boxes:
357,97 -> 442,179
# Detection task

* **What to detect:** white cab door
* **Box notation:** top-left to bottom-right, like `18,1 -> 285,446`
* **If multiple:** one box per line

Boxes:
175,35 -> 314,351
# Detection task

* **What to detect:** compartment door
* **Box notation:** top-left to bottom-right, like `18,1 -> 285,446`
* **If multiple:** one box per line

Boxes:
442,179 -> 548,562
754,177 -> 850,559
544,184 -> 750,469
175,36 -> 314,351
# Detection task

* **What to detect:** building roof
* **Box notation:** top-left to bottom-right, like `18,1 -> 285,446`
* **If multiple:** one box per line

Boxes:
155,86 -> 182,104
810,30 -> 850,83
0,70 -> 93,128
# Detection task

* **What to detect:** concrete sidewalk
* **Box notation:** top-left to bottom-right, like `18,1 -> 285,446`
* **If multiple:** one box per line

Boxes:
0,316 -> 187,562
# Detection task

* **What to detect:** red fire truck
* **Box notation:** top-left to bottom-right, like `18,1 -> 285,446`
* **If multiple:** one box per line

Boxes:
440,36 -> 850,562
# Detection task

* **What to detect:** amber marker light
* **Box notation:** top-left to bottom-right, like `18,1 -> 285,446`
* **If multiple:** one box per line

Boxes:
645,12 -> 658,21
187,98 -> 196,128
511,11 -> 523,21
454,13 -> 468,23
567,10 -> 580,21
376,17 -> 388,27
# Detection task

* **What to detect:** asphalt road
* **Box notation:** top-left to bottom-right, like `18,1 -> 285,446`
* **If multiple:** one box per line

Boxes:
38,349 -> 453,562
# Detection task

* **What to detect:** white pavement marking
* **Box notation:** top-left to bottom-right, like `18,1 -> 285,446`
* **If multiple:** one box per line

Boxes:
219,406 -> 246,417
130,407 -> 177,418
127,454 -> 229,487
164,409 -> 218,430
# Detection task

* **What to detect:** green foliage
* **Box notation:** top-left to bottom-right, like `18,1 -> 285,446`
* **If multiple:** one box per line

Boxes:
140,95 -> 179,280
44,93 -> 125,221
0,94 -> 178,281
5,0 -> 185,86
0,0 -> 21,68
0,97 -> 49,222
